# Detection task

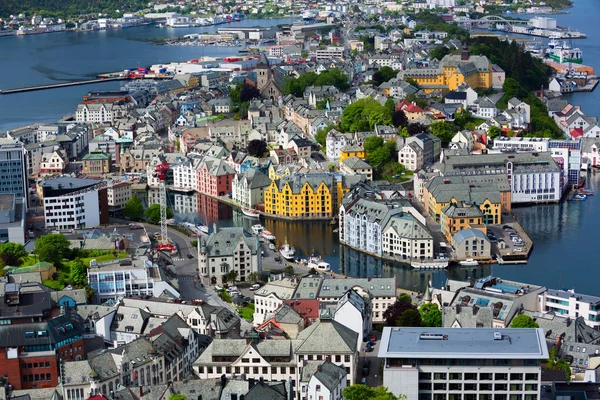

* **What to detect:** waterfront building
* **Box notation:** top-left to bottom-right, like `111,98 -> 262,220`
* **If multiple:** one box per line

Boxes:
447,276 -> 546,328
193,320 -> 360,392
196,157 -> 236,197
42,176 -> 109,231
0,138 -> 28,204
172,157 -> 201,191
378,327 -> 548,400
231,168 -> 272,209
75,103 -> 131,124
87,257 -> 180,303
436,151 -> 563,204
253,275 -> 299,326
340,156 -> 373,181
0,194 -> 26,244
400,50 -> 493,94
264,173 -> 363,219
452,228 -> 491,259
381,214 -> 434,261
538,289 -> 600,330
197,227 -> 262,286
82,150 -> 112,175
440,202 -> 487,242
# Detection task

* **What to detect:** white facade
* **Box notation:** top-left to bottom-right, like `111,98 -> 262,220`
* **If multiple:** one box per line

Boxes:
107,181 -> 132,208
316,46 -> 344,60
379,327 -> 548,400
381,218 -> 434,261
509,168 -> 562,203
253,276 -> 298,325
339,202 -> 386,256
304,363 -> 347,400
538,289 -> 600,330
44,188 -> 101,230
325,130 -> 352,160
172,161 -> 198,191
398,143 -> 423,171
76,103 -> 129,124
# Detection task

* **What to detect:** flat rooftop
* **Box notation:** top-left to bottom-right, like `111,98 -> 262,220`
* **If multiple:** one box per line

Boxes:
378,327 -> 548,359
0,194 -> 15,211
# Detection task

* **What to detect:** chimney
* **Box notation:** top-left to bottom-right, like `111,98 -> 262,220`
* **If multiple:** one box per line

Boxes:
325,356 -> 330,363
461,46 -> 469,61
455,305 -> 461,314
317,365 -> 322,372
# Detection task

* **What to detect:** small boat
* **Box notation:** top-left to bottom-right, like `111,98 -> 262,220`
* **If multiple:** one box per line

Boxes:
308,255 -> 330,271
280,237 -> 296,260
411,259 -> 449,269
459,259 -> 479,267
573,194 -> 587,201
261,230 -> 276,241
251,224 -> 264,235
197,223 -> 209,234
241,208 -> 260,218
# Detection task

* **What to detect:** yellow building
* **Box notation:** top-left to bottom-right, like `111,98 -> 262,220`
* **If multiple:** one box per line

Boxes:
268,164 -> 301,180
264,174 -> 361,219
339,144 -> 365,162
440,202 -> 486,242
402,50 -> 492,94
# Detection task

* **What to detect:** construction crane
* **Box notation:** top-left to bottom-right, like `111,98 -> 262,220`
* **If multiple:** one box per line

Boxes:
154,161 -> 174,253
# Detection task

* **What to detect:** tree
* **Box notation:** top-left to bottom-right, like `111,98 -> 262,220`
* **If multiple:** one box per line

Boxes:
398,293 -> 412,304
383,298 -> 415,326
510,314 -> 539,328
429,45 -> 450,60
35,234 -> 71,265
308,267 -> 317,275
123,196 -> 144,221
397,308 -> 423,327
239,84 -> 261,103
419,303 -> 442,327
385,98 -> 396,114
168,394 -> 187,400
247,272 -> 260,283
373,66 -> 398,86
341,98 -> 392,132
144,204 -> 174,224
284,265 -> 295,275
0,242 -> 27,267
364,136 -> 384,153
544,347 -> 571,381
227,269 -> 239,284
314,125 -> 332,149
247,139 -> 268,157
342,384 -> 406,400
366,146 -> 391,167
488,125 -> 501,141
407,122 -> 430,136
316,99 -> 329,110
392,109 -> 408,128
70,259 -> 88,287
429,121 -> 455,145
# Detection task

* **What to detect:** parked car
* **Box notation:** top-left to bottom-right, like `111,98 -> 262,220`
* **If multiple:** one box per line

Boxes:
227,286 -> 239,293
365,344 -> 374,352
250,284 -> 261,291
368,336 -> 377,343
274,256 -> 281,262
187,253 -> 194,259
129,224 -> 142,230
503,225 -> 512,230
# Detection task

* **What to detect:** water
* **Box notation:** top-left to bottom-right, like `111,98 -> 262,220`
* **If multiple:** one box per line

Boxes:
0,18 -> 295,130
4,5 -> 600,293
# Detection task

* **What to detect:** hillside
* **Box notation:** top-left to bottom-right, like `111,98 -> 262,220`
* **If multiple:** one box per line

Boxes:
0,0 -> 148,19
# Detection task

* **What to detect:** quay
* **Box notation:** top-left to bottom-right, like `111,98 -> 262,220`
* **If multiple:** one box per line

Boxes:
0,77 -> 127,95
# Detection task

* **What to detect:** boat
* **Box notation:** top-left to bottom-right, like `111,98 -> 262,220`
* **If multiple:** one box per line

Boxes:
251,224 -> 264,235
573,194 -> 587,201
279,237 -> 296,260
411,259 -> 449,269
269,243 -> 276,250
197,223 -> 209,234
308,255 -> 331,271
546,39 -> 583,64
459,259 -> 479,267
577,188 -> 594,195
156,23 -> 164,28
261,230 -> 276,241
241,208 -> 260,218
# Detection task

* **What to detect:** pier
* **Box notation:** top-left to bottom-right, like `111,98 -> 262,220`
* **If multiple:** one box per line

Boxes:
0,77 -> 127,95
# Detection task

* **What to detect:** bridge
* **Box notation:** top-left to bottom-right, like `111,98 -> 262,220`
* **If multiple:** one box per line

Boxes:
459,15 -> 531,27
0,77 -> 127,95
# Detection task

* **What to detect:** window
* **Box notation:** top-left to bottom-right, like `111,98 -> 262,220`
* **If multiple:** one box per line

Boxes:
316,385 -> 321,391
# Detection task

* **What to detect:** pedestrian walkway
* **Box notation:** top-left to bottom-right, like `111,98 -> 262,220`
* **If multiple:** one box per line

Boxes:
172,257 -> 185,262
178,276 -> 196,281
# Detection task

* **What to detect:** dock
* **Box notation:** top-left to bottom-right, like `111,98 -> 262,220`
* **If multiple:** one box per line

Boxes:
0,77 -> 127,95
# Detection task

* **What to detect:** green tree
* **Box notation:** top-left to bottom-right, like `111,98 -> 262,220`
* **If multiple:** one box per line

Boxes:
419,303 -> 442,327
544,347 -> 571,381
392,109 -> 408,128
247,272 -> 260,283
0,242 -> 27,267
510,314 -> 539,328
34,234 -> 71,266
168,394 -> 187,400
247,139 -> 268,157
284,265 -> 295,275
367,146 -> 392,167
70,259 -> 88,287
385,98 -> 396,114
316,99 -> 329,110
364,136 -> 385,153
373,66 -> 398,86
488,125 -> 501,141
342,384 -> 406,400
341,98 -> 392,132
398,292 -> 412,304
429,45 -> 450,60
123,196 -> 144,221
227,269 -> 239,284
144,204 -> 174,224
429,121 -> 456,145
314,125 -> 332,149
397,308 -> 423,327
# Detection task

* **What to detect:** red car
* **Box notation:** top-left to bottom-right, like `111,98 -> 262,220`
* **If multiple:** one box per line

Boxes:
368,336 -> 377,343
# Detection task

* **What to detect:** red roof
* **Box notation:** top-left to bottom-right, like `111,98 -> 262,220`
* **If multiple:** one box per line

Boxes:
396,100 -> 424,113
284,299 -> 320,324
570,127 -> 584,138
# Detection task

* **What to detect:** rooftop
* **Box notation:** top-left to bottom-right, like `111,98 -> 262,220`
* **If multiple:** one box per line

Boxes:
379,327 -> 548,359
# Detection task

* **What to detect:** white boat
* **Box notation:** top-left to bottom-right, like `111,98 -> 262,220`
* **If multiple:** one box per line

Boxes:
279,237 -> 296,260
261,230 -> 276,241
197,223 -> 209,234
241,208 -> 260,218
459,259 -> 479,267
251,224 -> 264,235
411,259 -> 449,269
308,255 -> 330,271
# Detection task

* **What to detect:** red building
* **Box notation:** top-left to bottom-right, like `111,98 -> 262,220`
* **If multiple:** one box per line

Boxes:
82,91 -> 132,105
196,158 -> 236,197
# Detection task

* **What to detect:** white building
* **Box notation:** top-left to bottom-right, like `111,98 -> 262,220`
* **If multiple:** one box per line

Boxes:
42,177 -> 106,230
378,327 -> 548,400
76,103 -> 130,124
302,361 -> 347,400
198,226 -> 262,285
253,274 -> 299,325
332,289 -> 372,346
172,158 -> 200,191
381,214 -> 434,261
87,257 -> 180,303
538,289 -> 600,330
398,142 -> 424,171
0,194 -> 26,245
231,168 -> 272,209
316,46 -> 344,60
325,130 -> 352,160
106,180 -> 132,210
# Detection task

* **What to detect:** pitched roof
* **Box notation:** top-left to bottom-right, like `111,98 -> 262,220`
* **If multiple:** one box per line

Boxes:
453,228 -> 488,245
295,320 -> 358,354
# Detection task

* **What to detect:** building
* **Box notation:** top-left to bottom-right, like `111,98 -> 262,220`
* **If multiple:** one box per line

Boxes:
87,256 -> 180,303
0,194 -> 26,244
325,130 -> 353,160
538,289 -> 600,330
381,214 -> 434,262
452,228 -> 492,259
316,46 -> 345,60
340,157 -> 373,181
0,138 -> 28,205
82,151 -> 112,175
197,227 -> 262,285
398,142 -> 424,171
339,144 -> 365,162
332,289 -> 372,346
440,202 -> 487,242
106,180 -> 132,212
197,158 -> 236,197
378,327 -> 548,400
301,361 -> 347,400
42,177 -> 109,230
265,173 -> 362,219
39,150 -> 68,176
253,275 -> 299,326
231,168 -> 272,209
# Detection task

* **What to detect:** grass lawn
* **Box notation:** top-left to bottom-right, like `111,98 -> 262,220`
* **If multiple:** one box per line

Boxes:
382,170 -> 414,183
239,304 -> 255,321
220,290 -> 232,303
81,251 -> 129,266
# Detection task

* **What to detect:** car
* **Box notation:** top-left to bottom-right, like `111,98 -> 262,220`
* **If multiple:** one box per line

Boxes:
250,284 -> 261,291
361,377 -> 367,384
243,296 -> 253,303
503,225 -> 512,230
187,253 -> 194,259
368,336 -> 377,342
365,345 -> 374,352
214,285 -> 223,291
274,256 -> 281,262
363,359 -> 371,368
129,224 -> 142,230
227,286 -> 239,293
363,366 -> 370,376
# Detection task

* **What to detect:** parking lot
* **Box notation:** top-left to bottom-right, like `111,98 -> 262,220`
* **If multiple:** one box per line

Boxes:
359,330 -> 383,387
486,223 -> 531,259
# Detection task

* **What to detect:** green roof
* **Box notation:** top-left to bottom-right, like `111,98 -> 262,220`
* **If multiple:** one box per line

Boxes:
83,151 -> 111,160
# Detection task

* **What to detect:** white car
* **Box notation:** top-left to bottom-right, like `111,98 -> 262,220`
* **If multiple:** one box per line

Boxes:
249,284 -> 261,291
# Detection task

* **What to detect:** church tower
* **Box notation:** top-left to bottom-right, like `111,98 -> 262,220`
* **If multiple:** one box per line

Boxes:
255,53 -> 271,91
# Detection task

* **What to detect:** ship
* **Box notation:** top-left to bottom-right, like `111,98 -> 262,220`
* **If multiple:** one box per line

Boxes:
546,38 -> 583,64
307,254 -> 330,271
279,237 -> 296,261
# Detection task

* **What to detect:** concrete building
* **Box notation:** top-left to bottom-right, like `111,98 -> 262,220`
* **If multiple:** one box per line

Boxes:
378,327 -> 548,400
42,177 -> 109,231
0,194 -> 26,244
538,289 -> 600,330
197,227 -> 262,285
316,46 -> 344,60
232,168 -> 273,209
452,228 -> 492,260
106,180 -> 132,212
0,138 -> 28,205
253,275 -> 299,326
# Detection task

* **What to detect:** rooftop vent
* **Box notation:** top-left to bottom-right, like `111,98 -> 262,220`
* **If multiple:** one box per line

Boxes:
494,332 -> 502,340
419,333 -> 448,341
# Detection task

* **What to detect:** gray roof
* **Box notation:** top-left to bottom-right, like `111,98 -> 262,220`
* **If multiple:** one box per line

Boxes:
318,277 -> 396,298
545,289 -> 600,305
295,320 -> 358,354
443,203 -> 483,219
442,305 -> 493,328
312,361 -> 347,391
202,227 -> 260,258
273,304 -> 303,325
244,381 -> 288,400
237,168 -> 272,189
440,151 -> 560,175
453,228 -> 488,246
384,214 -> 433,240
293,277 -> 323,300
379,327 -> 548,359
342,156 -> 372,170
